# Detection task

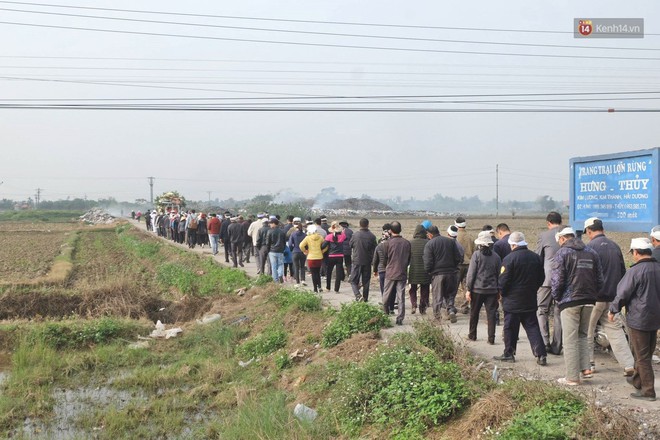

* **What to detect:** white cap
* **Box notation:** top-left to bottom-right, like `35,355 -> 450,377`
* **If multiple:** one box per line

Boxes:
474,230 -> 493,246
555,227 -> 576,242
650,226 -> 660,241
446,225 -> 458,237
306,224 -> 318,235
507,231 -> 527,247
630,237 -> 654,251
293,217 -> 301,223
584,217 -> 603,233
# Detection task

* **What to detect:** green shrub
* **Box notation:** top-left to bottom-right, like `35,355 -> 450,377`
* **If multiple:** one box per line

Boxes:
157,259 -> 249,296
497,398 -> 585,440
156,263 -> 197,294
331,344 -> 468,437
118,233 -> 161,259
31,318 -> 143,349
272,288 -> 322,312
414,320 -> 457,361
253,274 -> 273,286
274,352 -> 292,370
321,302 -> 390,348
238,325 -> 288,359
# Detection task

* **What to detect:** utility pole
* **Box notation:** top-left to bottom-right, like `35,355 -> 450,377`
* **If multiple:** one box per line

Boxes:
495,164 -> 499,218
35,188 -> 43,209
148,176 -> 155,205
206,191 -> 212,204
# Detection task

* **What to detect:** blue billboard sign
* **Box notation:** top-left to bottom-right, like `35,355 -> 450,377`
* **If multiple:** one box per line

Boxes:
570,148 -> 659,232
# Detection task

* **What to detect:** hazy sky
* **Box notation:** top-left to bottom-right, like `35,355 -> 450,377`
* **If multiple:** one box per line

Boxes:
1,1 -> 659,204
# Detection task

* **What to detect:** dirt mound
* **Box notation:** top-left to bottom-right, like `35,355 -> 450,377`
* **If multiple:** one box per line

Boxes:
325,197 -> 392,211
327,331 -> 381,363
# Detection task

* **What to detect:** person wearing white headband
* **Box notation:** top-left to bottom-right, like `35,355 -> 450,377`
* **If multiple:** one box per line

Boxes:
494,231 -> 547,366
583,217 -> 634,378
552,226 -> 603,386
609,237 -> 660,401
649,225 -> 660,261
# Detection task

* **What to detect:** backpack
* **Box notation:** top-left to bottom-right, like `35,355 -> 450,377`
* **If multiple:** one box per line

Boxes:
188,217 -> 198,230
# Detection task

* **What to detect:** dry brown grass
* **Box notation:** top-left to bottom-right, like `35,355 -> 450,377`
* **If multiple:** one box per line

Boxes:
435,388 -> 516,439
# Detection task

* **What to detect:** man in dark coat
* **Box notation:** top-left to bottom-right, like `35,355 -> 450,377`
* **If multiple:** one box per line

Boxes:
423,226 -> 462,323
610,238 -> 660,401
552,227 -> 602,385
228,217 -> 244,267
583,217 -> 634,375
220,213 -> 232,263
493,223 -> 512,260
494,231 -> 547,365
382,221 -> 411,325
408,224 -> 431,314
349,218 -> 376,302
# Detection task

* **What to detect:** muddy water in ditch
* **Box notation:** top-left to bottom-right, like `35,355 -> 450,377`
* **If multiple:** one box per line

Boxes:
0,352 -> 11,386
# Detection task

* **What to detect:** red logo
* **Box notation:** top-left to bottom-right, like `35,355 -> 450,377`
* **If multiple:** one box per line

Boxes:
578,20 -> 593,36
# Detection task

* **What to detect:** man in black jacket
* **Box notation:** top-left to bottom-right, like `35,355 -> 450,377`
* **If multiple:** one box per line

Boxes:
220,213 -> 232,263
228,217 -> 244,268
494,231 -> 547,365
349,218 -> 377,302
551,227 -> 602,385
423,226 -> 462,323
266,218 -> 287,283
583,217 -> 634,376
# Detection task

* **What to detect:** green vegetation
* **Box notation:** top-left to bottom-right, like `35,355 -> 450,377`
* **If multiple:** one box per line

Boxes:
238,324 -> 288,359
272,288 -> 322,312
155,260 -> 249,295
30,318 -> 145,350
321,301 -> 391,347
253,274 -> 274,286
0,210 -> 83,222
331,340 -> 469,438
497,398 -> 584,440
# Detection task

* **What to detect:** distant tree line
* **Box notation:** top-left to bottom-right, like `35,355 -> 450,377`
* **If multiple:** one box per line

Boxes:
0,189 -> 565,216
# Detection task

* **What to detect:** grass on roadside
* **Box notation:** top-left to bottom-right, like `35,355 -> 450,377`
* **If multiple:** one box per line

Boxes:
321,301 -> 391,348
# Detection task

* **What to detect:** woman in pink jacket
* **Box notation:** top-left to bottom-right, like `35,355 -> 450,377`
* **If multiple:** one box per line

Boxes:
325,221 -> 347,293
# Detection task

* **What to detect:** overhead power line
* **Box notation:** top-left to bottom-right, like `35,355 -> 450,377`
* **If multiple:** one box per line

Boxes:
1,6 -> 658,52
2,0 -> 659,37
1,20 -> 659,61
0,105 -> 655,112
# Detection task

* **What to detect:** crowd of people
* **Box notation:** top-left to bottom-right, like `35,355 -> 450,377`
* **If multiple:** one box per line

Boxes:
137,208 -> 660,402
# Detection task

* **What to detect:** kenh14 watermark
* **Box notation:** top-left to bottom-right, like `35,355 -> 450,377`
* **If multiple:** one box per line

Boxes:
574,18 -> 644,38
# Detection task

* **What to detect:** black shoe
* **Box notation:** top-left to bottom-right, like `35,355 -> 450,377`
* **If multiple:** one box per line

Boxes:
487,339 -> 495,345
545,344 -> 552,354
396,319 -> 403,326
493,354 -> 515,363
630,391 -> 656,401
467,335 -> 477,341
537,356 -> 547,366
449,312 -> 457,323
